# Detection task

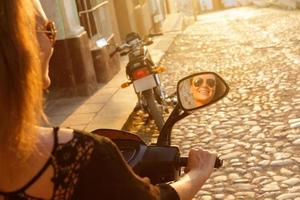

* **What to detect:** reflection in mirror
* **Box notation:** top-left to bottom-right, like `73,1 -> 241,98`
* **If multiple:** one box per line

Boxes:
178,72 -> 229,111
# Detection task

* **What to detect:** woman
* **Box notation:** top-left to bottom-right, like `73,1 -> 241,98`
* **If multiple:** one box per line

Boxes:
0,0 -> 216,199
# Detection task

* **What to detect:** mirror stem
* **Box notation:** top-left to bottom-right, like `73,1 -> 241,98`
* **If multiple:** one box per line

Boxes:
157,104 -> 188,146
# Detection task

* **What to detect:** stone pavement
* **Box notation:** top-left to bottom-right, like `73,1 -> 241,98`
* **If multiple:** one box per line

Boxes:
45,13 -> 184,132
125,7 -> 300,200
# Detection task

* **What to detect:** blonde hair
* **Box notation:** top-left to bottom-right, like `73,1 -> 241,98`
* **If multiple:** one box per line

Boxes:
0,0 -> 43,160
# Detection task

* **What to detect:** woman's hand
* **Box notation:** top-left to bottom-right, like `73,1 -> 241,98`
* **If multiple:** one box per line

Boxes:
171,148 -> 217,200
184,148 -> 217,180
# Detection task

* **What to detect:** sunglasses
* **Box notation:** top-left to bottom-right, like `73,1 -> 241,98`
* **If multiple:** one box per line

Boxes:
193,78 -> 216,88
36,21 -> 57,46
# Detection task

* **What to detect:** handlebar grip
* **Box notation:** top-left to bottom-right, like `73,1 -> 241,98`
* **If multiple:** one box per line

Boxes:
109,48 -> 119,57
179,156 -> 223,168
110,51 -> 117,57
110,46 -> 123,57
120,52 -> 128,56
148,33 -> 163,37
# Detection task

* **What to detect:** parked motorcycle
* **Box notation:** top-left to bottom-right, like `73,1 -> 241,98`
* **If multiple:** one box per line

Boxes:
92,72 -> 229,184
110,32 -> 168,131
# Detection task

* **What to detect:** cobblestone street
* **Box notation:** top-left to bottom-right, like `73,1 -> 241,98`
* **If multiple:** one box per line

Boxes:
125,7 -> 300,200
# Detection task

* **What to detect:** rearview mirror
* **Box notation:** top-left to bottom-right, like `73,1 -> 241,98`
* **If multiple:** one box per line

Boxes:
177,72 -> 229,111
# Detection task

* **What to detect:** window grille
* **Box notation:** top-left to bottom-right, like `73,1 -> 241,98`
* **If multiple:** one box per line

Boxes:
77,0 -> 114,45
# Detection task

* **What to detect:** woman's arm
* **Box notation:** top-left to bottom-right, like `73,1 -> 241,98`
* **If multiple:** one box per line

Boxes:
74,132 -> 215,200
170,149 -> 216,200
74,133 -> 179,200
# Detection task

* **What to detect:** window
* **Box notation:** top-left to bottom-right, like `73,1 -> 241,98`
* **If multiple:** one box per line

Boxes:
76,0 -> 115,46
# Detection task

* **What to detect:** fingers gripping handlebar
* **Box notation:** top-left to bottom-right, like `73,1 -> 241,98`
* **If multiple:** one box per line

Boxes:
179,156 -> 223,168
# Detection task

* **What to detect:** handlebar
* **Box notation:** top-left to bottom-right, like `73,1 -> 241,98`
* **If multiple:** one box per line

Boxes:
120,51 -> 130,56
109,32 -> 164,58
109,44 -> 131,57
110,50 -> 117,57
110,33 -> 161,57
179,156 -> 223,169
148,33 -> 164,37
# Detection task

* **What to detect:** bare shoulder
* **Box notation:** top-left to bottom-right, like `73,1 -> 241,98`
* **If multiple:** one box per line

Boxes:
56,127 -> 74,144
38,126 -> 74,144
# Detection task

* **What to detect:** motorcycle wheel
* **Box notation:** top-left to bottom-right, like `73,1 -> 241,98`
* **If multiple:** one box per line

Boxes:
142,89 -> 165,131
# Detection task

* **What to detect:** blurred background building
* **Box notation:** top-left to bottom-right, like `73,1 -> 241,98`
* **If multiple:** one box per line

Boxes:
41,0 -> 177,98
39,0 -> 299,98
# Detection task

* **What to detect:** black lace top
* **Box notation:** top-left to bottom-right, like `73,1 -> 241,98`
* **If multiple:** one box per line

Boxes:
0,128 -> 179,200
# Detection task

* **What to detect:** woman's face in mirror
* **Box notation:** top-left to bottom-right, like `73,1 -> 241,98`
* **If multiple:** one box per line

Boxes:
190,74 -> 216,106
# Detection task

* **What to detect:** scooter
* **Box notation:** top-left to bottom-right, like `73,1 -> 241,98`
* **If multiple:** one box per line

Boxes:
92,72 -> 229,184
110,32 -> 168,131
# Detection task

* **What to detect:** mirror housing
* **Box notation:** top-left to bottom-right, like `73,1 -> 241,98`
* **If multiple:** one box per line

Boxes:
157,72 -> 229,146
177,72 -> 229,112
